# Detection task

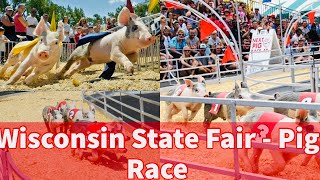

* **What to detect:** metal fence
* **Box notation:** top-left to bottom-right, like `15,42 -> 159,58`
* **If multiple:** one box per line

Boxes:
81,91 -> 160,125
160,95 -> 320,180
161,44 -> 320,93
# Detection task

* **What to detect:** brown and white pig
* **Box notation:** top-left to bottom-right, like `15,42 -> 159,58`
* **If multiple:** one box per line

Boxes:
58,7 -> 155,78
239,110 -> 320,175
42,106 -> 64,134
203,82 -> 255,129
0,16 -> 64,85
164,76 -> 208,122
274,91 -> 320,119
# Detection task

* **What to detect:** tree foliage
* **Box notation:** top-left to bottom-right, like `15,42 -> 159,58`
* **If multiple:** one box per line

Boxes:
1,0 -> 158,27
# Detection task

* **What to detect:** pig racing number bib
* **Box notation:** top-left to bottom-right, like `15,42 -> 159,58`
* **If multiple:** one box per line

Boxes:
56,101 -> 67,111
209,92 -> 230,115
173,84 -> 187,96
47,106 -> 57,116
251,112 -> 286,142
299,92 -> 317,103
68,109 -> 80,121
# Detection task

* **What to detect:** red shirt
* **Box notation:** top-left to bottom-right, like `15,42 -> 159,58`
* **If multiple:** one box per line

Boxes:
14,13 -> 27,33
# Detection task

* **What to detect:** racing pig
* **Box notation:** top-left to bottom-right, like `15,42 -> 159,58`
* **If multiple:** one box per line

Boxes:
274,91 -> 320,119
239,110 -> 320,175
203,82 -> 255,129
1,16 -> 64,85
42,106 -> 64,134
164,76 -> 208,122
58,7 -> 155,78
70,121 -> 130,162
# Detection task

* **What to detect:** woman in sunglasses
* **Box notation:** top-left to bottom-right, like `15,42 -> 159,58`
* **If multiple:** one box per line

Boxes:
180,46 -> 198,77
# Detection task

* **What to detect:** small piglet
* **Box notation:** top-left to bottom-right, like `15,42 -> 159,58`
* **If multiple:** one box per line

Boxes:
42,106 -> 64,133
164,76 -> 208,122
58,7 -> 155,78
1,16 -> 64,85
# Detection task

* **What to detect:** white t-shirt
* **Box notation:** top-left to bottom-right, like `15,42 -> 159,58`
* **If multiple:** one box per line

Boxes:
26,15 -> 38,37
0,35 -> 9,51
63,23 -> 71,42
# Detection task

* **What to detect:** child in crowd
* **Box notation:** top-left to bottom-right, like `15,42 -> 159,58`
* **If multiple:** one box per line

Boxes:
0,27 -> 10,64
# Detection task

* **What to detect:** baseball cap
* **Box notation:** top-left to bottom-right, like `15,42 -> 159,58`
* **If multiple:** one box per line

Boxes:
5,6 -> 13,11
200,44 -> 207,49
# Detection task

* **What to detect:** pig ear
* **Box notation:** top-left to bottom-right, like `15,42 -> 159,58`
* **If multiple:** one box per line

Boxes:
184,79 -> 193,87
34,16 -> 47,36
118,7 -> 131,26
197,76 -> 205,84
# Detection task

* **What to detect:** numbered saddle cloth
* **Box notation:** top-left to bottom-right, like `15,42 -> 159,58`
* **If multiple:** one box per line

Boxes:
251,112 -> 286,140
299,92 -> 317,103
56,101 -> 67,111
173,84 -> 187,96
68,109 -> 80,121
209,92 -> 229,115
76,31 -> 112,47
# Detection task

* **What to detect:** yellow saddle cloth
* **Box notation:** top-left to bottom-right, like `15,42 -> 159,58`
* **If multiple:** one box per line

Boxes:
12,38 -> 63,57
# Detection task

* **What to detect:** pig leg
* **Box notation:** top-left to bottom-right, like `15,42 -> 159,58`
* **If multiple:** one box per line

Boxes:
249,148 -> 263,173
24,64 -> 54,85
165,103 -> 180,122
0,62 -> 13,78
6,58 -> 33,85
126,52 -> 139,63
188,104 -> 202,121
239,148 -> 253,173
181,107 -> 189,123
0,55 -> 20,78
301,155 -> 313,166
64,59 -> 90,78
88,149 -> 99,162
111,46 -> 134,74
23,66 -> 34,77
262,151 -> 286,175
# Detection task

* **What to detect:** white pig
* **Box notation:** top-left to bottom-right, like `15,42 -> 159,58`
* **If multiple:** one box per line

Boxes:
0,16 -> 64,85
239,111 -> 320,175
42,106 -> 64,134
57,7 -> 155,78
164,76 -> 208,122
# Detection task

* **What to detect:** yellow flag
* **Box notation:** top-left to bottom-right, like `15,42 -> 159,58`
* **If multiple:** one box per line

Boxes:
50,11 -> 56,32
148,0 -> 159,13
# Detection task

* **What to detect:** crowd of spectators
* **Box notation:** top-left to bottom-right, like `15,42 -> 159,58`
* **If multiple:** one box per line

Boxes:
160,0 -> 320,80
0,4 -> 118,62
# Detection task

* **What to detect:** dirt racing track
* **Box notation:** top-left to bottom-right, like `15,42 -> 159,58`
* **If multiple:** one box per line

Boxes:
0,62 -> 159,91
160,68 -> 320,179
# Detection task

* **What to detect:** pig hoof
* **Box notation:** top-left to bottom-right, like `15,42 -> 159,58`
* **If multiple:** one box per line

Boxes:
88,156 -> 99,162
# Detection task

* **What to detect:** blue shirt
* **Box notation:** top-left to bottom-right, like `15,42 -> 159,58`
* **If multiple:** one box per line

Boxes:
169,37 -> 187,53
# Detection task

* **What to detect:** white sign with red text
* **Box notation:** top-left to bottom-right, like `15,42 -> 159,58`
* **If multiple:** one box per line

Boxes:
246,29 -> 282,75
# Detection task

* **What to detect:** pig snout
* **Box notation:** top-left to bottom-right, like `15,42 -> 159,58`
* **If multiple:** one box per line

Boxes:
147,36 -> 155,43
38,51 -> 49,60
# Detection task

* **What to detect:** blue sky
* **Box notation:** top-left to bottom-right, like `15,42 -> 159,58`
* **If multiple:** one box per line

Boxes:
51,0 -> 146,17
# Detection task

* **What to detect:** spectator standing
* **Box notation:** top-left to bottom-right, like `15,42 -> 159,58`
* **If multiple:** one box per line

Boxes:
1,6 -> 16,41
253,8 -> 262,21
106,17 -> 113,30
14,3 -> 28,37
62,16 -> 71,42
26,8 -> 38,40
0,27 -> 10,63
43,14 -> 51,28
300,21 -> 309,36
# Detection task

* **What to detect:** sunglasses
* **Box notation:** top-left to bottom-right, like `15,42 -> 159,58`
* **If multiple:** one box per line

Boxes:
178,34 -> 185,36
184,50 -> 190,52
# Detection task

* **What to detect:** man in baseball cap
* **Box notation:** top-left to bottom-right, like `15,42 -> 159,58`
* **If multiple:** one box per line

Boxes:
5,6 -> 13,11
